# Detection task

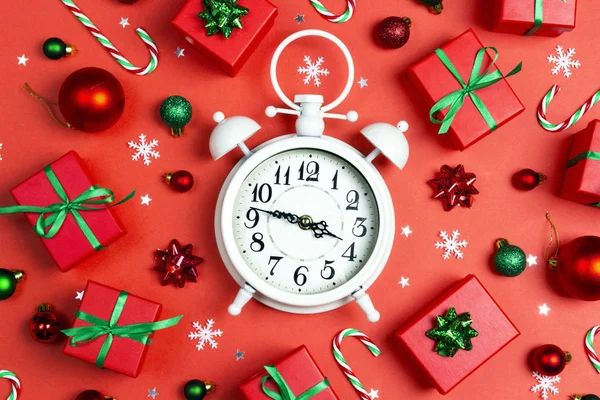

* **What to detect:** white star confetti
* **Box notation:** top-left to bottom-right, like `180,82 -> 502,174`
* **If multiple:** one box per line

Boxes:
17,54 -> 29,66
298,56 -> 329,87
538,303 -> 551,316
235,349 -> 245,360
147,388 -> 159,399
398,277 -> 410,288
547,46 -> 580,78
357,77 -> 368,88
401,225 -> 412,237
119,17 -> 130,28
368,389 -> 379,399
527,254 -> 538,267
140,194 -> 152,206
435,230 -> 468,260
75,291 -> 84,300
174,47 -> 185,58
188,319 -> 223,351
531,371 -> 560,400
128,134 -> 160,166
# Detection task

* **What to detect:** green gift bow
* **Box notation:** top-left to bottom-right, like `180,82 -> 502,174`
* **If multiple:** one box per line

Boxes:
62,291 -> 183,368
0,165 -> 135,250
425,307 -> 479,358
199,0 -> 249,39
429,47 -> 522,135
261,365 -> 330,400
567,150 -> 600,207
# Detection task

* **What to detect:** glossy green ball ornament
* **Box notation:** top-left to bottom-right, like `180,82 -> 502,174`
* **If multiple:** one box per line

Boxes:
43,38 -> 75,60
160,95 -> 192,137
184,380 -> 213,400
494,239 -> 526,277
574,395 -> 600,400
0,269 -> 25,300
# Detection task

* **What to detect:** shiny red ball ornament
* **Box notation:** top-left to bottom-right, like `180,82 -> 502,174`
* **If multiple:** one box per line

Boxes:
532,344 -> 571,376
29,304 -> 63,343
75,390 -> 113,400
512,169 -> 547,190
555,236 -> 600,301
59,67 -> 125,132
165,170 -> 195,192
375,17 -> 412,49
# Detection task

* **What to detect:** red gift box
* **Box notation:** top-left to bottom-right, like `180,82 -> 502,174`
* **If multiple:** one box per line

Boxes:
408,29 -> 524,151
491,0 -> 577,37
560,119 -> 600,206
172,0 -> 278,76
240,345 -> 339,399
396,275 -> 519,394
9,151 -> 126,272
63,281 -> 163,377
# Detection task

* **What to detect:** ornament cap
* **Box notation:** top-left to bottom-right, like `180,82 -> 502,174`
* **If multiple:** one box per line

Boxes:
403,17 -> 412,27
13,270 -> 25,282
38,303 -> 53,312
495,238 -> 510,249
205,382 -> 214,392
565,350 -> 572,363
65,44 -> 76,57
171,127 -> 184,137
164,173 -> 174,184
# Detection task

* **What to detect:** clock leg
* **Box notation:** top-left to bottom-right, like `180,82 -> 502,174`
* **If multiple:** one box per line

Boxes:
228,283 -> 256,316
352,289 -> 381,323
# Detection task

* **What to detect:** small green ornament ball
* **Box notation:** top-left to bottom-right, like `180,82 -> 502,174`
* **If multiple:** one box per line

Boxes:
184,380 -> 213,400
0,269 -> 23,300
160,95 -> 192,137
494,239 -> 526,277
43,38 -> 74,60
581,395 -> 600,400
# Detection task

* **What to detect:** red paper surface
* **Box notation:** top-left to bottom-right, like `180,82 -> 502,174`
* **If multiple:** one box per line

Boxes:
490,0 -> 577,37
408,29 -> 524,151
172,0 -> 278,76
9,151 -> 126,271
560,119 -> 600,205
240,345 -> 339,400
63,280 -> 162,378
396,275 -> 520,394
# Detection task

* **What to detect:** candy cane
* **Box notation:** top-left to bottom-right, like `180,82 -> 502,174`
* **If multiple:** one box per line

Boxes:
585,325 -> 600,373
537,85 -> 600,132
332,329 -> 381,400
60,0 -> 158,76
309,0 -> 356,23
0,370 -> 20,400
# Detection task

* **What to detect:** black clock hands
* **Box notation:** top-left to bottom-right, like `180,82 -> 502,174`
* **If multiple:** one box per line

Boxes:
249,207 -> 342,240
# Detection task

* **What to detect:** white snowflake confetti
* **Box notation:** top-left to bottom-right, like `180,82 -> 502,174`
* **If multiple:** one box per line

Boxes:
435,230 -> 468,260
188,319 -> 223,351
547,46 -> 580,78
128,134 -> 160,166
298,56 -> 329,87
531,371 -> 560,400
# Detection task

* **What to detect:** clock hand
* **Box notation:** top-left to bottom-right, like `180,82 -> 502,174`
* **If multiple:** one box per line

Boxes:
250,207 -> 300,224
249,207 -> 342,240
310,220 -> 343,241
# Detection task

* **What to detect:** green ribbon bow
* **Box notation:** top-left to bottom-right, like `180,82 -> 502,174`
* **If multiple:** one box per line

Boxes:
429,47 -> 522,135
425,307 -> 479,358
261,365 -> 330,400
0,165 -> 135,250
567,150 -> 600,207
198,0 -> 249,39
62,291 -> 183,368
525,0 -> 544,36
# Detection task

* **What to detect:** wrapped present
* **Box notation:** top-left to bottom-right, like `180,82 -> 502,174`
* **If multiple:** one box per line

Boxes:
62,280 -> 182,377
560,119 -> 600,207
491,0 -> 577,37
240,345 -> 339,399
0,151 -> 133,272
396,275 -> 519,394
408,29 -> 524,151
172,0 -> 278,76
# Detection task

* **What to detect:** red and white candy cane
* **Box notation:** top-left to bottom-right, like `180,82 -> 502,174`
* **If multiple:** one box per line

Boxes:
309,0 -> 356,23
60,0 -> 158,76
333,329 -> 381,400
0,370 -> 20,400
585,325 -> 600,373
537,84 -> 600,132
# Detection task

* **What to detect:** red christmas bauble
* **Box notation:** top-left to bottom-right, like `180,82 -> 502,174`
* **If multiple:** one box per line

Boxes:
75,390 -> 105,400
165,170 -> 194,192
375,17 -> 412,49
29,304 -> 63,343
532,344 -> 571,376
59,67 -> 125,132
512,169 -> 547,191
556,236 -> 600,301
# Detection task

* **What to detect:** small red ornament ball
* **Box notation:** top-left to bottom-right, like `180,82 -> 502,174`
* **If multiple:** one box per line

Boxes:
75,390 -> 106,400
29,304 -> 63,343
59,67 -> 125,132
532,344 -> 571,376
512,169 -> 547,191
165,170 -> 195,192
375,17 -> 412,49
556,236 -> 600,301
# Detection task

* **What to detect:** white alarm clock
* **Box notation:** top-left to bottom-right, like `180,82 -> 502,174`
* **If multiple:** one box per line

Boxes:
210,30 -> 409,322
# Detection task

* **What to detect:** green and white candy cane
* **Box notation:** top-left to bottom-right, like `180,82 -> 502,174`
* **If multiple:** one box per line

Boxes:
333,329 -> 381,400
537,84 -> 600,132
60,0 -> 159,76
585,324 -> 600,373
0,370 -> 20,400
309,0 -> 356,23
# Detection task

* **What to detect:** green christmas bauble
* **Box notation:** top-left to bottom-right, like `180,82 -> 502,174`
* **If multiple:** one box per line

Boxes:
43,38 -> 75,60
160,95 -> 192,137
581,395 -> 600,400
494,239 -> 526,277
0,269 -> 24,300
184,380 -> 213,400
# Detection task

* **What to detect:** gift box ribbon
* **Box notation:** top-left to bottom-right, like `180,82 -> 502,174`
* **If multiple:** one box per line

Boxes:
429,47 -> 522,135
567,150 -> 600,207
261,365 -> 330,400
0,165 -> 135,250
62,290 -> 183,368
525,0 -> 544,36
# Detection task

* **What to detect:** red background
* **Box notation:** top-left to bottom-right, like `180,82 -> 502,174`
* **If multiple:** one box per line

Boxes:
1,0 -> 600,399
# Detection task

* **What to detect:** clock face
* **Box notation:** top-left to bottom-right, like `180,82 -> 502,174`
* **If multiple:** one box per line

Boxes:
232,148 -> 380,295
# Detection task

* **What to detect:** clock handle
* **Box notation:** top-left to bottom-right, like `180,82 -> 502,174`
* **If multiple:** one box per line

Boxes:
228,283 -> 256,316
352,289 -> 380,323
